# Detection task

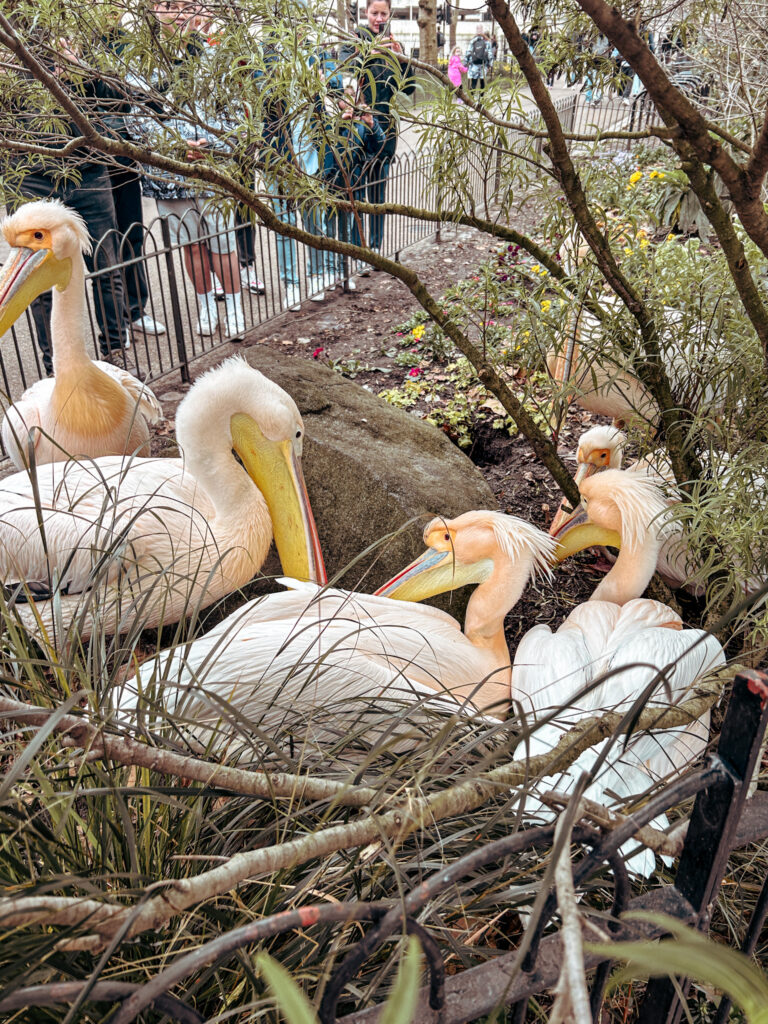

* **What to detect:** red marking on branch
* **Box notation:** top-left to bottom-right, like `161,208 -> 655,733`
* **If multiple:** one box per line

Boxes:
299,906 -> 321,927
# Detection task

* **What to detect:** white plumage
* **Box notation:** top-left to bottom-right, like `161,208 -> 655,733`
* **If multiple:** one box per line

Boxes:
0,200 -> 162,469
0,357 -> 324,639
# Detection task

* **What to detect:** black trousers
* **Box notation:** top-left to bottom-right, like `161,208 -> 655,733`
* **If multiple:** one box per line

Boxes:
19,166 -> 126,372
107,159 -> 149,322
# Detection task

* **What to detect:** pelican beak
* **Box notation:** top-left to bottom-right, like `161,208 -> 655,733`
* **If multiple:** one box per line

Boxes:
375,546 -> 492,601
550,503 -> 621,563
230,413 -> 327,584
548,459 -> 608,537
0,247 -> 72,336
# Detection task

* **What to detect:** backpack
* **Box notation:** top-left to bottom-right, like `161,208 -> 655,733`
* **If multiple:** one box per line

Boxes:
470,36 -> 486,65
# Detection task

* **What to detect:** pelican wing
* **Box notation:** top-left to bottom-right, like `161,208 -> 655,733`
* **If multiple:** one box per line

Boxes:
92,361 -> 164,424
0,456 -> 215,599
124,585 -> 499,750
512,598 -> 724,875
1,388 -> 46,464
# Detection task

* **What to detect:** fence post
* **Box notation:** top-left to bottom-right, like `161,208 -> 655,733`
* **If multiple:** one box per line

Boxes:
637,668 -> 768,1024
160,217 -> 191,384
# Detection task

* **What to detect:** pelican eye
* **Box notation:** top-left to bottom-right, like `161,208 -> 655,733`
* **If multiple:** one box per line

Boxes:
34,231 -> 44,240
295,429 -> 302,438
444,532 -> 450,541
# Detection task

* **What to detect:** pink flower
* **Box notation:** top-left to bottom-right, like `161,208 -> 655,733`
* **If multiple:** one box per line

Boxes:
408,367 -> 420,377
312,347 -> 324,359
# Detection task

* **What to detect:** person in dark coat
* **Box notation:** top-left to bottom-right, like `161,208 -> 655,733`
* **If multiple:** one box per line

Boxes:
339,0 -> 415,256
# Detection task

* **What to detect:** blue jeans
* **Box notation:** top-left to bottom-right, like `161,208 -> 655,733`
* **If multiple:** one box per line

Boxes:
362,134 -> 397,252
269,188 -> 335,285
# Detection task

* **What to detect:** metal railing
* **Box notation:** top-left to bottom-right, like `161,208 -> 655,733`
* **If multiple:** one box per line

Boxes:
1,91 -> 666,454
3,148 -> 467,410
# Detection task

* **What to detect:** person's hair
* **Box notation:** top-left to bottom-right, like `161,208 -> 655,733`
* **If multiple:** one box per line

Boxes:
366,0 -> 390,8
474,23 -> 484,34
452,46 -> 461,54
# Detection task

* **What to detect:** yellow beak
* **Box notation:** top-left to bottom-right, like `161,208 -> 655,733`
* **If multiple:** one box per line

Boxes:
549,461 -> 605,537
375,546 -> 492,601
550,503 -> 621,563
230,413 -> 326,584
0,247 -> 72,336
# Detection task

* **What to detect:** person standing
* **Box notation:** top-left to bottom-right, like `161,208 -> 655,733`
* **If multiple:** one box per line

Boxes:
340,0 -> 416,257
101,14 -> 166,336
465,25 -> 492,94
447,46 -> 468,91
140,0 -> 245,338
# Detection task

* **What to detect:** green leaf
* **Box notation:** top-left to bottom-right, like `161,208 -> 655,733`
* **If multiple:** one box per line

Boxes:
256,951 -> 319,1024
585,913 -> 768,1024
379,936 -> 423,1024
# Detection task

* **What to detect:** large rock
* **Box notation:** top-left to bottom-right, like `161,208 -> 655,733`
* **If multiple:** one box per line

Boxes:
243,348 -> 498,593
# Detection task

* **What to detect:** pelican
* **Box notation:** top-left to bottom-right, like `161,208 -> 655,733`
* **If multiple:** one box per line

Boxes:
547,298 -> 722,430
119,511 -> 559,749
0,199 -> 163,469
0,356 -> 325,639
550,428 -> 689,590
517,467 -> 725,873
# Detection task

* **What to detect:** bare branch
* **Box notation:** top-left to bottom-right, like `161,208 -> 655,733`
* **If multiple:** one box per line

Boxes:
1,683 -> 721,951
0,695 -> 379,807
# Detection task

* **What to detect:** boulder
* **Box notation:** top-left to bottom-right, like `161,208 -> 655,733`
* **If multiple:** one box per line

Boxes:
242,347 -> 498,594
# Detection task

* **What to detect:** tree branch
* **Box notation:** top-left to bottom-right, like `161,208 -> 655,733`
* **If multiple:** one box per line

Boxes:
573,0 -> 768,262
0,695 -> 379,807
487,0 -> 702,487
1,683 -> 721,951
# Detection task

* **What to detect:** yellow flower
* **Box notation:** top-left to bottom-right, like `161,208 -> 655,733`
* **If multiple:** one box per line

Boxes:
541,299 -> 551,312
629,170 -> 643,185
639,238 -> 649,248
658,172 -> 665,179
412,324 -> 426,340
666,233 -> 675,242
531,264 -> 540,273
623,246 -> 633,255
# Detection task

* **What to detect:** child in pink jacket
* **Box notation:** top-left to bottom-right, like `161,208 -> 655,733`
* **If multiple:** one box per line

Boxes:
448,47 -> 468,89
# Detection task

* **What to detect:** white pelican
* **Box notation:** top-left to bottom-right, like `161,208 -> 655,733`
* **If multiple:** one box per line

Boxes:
382,495 -> 724,877
0,356 -> 325,639
120,511 -> 558,749
550,427 -> 688,590
547,298 -> 723,431
0,199 -> 163,469
518,467 -> 725,873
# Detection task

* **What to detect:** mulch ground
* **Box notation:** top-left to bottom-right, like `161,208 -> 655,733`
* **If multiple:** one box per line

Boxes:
153,220 -> 607,639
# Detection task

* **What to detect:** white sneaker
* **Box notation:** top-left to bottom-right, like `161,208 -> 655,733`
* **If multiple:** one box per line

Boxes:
308,275 -> 326,301
283,284 -> 301,312
224,293 -> 246,336
196,294 -> 218,335
346,276 -> 358,291
132,314 -> 167,335
241,266 -> 266,294
357,260 -> 371,277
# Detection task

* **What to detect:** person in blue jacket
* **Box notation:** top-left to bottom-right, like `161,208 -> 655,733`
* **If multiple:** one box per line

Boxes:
317,89 -> 386,280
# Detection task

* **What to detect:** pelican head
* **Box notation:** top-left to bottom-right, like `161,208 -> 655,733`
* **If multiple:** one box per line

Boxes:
0,199 -> 90,336
549,424 -> 626,536
550,469 -> 671,601
175,357 -> 326,585
375,510 -> 556,601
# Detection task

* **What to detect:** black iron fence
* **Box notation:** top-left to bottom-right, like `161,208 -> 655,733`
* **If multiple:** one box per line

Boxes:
0,90 -> 664,458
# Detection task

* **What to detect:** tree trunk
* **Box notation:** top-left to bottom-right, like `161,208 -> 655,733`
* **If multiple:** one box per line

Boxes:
449,6 -> 457,50
418,0 -> 438,64
338,0 -> 354,30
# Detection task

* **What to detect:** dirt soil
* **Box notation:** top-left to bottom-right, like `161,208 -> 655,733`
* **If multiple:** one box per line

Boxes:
154,223 -> 605,639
